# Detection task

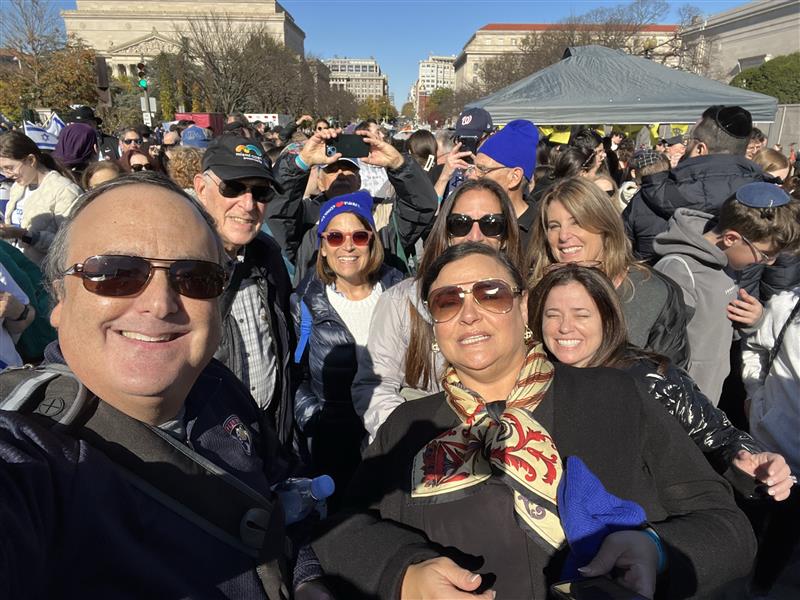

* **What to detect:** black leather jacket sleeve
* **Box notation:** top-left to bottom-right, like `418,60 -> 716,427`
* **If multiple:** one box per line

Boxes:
625,359 -> 763,490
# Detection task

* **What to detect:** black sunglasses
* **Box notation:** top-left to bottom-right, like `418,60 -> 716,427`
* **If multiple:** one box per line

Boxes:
130,164 -> 153,172
122,138 -> 142,145
446,213 -> 506,238
63,255 -> 229,299
207,172 -> 274,203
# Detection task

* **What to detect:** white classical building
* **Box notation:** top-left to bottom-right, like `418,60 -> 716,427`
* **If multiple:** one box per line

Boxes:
454,23 -> 679,91
62,0 -> 305,79
679,0 -> 800,81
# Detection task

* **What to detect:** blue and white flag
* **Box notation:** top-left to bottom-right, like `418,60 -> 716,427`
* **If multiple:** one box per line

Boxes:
23,121 -> 58,150
46,112 -> 65,137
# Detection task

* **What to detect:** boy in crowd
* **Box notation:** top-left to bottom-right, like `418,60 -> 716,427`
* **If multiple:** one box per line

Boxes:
653,183 -> 800,405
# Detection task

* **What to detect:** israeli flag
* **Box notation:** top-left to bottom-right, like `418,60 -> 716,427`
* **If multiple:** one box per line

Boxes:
46,113 -> 65,137
23,121 -> 58,150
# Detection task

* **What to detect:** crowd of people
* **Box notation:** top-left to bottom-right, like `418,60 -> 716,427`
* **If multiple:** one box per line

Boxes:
0,101 -> 797,599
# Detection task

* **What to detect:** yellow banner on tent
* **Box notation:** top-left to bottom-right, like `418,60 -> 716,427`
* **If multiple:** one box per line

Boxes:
537,124 -> 689,145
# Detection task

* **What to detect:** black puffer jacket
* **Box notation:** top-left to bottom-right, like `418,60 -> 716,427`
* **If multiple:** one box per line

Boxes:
624,355 -> 764,497
291,265 -> 404,492
625,154 -> 768,261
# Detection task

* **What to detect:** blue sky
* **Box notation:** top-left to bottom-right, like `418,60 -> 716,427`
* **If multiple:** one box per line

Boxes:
53,0 -> 747,106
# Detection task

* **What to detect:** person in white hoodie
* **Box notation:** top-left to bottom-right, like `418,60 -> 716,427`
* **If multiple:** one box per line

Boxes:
742,285 -> 800,473
654,183 -> 800,405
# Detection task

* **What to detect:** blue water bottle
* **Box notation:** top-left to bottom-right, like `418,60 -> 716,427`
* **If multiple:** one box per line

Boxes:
273,475 -> 335,525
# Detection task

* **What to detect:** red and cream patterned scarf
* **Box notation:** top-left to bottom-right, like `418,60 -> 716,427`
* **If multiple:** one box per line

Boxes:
411,343 -> 566,551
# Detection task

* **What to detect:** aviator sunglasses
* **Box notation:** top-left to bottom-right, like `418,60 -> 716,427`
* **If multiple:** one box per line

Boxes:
319,230 -> 373,247
446,213 -> 506,238
63,255 -> 230,299
425,278 -> 522,323
206,172 -> 275,203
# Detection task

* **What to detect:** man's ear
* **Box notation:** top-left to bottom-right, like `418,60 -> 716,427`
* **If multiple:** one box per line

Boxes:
694,141 -> 708,157
507,167 -> 523,191
721,230 -> 741,249
194,173 -> 208,205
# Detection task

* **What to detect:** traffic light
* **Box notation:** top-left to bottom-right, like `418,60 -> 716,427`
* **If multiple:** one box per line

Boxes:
137,62 -> 148,90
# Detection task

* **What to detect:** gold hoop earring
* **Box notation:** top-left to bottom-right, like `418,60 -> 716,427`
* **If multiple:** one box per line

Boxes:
523,326 -> 533,343
431,341 -> 440,353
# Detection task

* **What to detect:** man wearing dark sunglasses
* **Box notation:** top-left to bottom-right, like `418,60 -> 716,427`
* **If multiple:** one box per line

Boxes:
118,126 -> 142,156
194,135 -> 296,448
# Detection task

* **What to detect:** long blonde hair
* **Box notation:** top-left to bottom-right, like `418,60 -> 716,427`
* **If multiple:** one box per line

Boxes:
527,177 -> 638,287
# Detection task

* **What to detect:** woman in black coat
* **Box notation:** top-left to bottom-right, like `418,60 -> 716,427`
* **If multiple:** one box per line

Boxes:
316,243 -> 756,599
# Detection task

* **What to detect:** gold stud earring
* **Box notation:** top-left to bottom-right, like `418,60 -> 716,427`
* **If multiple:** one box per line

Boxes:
523,326 -> 533,342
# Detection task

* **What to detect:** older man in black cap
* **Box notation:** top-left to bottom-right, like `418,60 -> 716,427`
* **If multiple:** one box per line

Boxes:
193,135 -> 295,449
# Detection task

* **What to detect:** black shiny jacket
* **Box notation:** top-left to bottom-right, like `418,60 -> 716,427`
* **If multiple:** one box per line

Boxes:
623,356 -> 763,496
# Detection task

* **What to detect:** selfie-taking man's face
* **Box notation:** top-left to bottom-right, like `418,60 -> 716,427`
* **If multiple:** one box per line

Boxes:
51,185 -> 222,416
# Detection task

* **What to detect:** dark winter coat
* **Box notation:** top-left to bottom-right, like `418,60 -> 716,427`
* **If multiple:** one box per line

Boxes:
216,233 -> 296,451
316,364 -> 756,599
625,154 -> 768,261
623,356 -> 763,492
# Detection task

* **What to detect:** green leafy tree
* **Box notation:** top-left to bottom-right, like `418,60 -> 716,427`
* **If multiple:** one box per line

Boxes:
730,53 -> 800,104
401,102 -> 414,119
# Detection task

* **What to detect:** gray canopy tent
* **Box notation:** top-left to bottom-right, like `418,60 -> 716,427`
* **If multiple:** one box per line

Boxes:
467,45 -> 778,125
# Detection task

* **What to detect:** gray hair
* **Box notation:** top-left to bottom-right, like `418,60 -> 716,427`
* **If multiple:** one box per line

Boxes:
44,172 -> 226,300
435,129 -> 455,155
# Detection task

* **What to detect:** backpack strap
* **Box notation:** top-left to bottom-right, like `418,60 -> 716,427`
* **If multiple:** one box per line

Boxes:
294,299 -> 312,364
763,295 -> 800,380
0,366 -> 290,599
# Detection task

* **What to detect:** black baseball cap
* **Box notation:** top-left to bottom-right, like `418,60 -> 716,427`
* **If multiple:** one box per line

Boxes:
68,106 -> 102,125
201,135 -> 283,192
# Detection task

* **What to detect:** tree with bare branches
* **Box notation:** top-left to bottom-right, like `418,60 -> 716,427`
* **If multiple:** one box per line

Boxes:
0,0 -> 65,108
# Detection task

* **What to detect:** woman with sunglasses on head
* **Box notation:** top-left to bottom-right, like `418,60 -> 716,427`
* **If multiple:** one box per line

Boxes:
528,263 -> 794,500
118,148 -> 161,175
291,190 -> 404,500
351,179 -> 523,443
325,242 -> 755,599
528,177 -> 690,368
0,131 -> 83,266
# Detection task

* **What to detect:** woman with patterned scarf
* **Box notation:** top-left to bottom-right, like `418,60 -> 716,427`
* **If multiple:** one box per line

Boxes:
318,243 -> 755,600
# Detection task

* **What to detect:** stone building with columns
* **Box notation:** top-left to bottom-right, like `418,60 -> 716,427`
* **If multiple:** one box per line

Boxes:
61,0 -> 305,79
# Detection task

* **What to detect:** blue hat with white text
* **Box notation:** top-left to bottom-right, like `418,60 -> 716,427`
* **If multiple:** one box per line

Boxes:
318,190 -> 375,240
